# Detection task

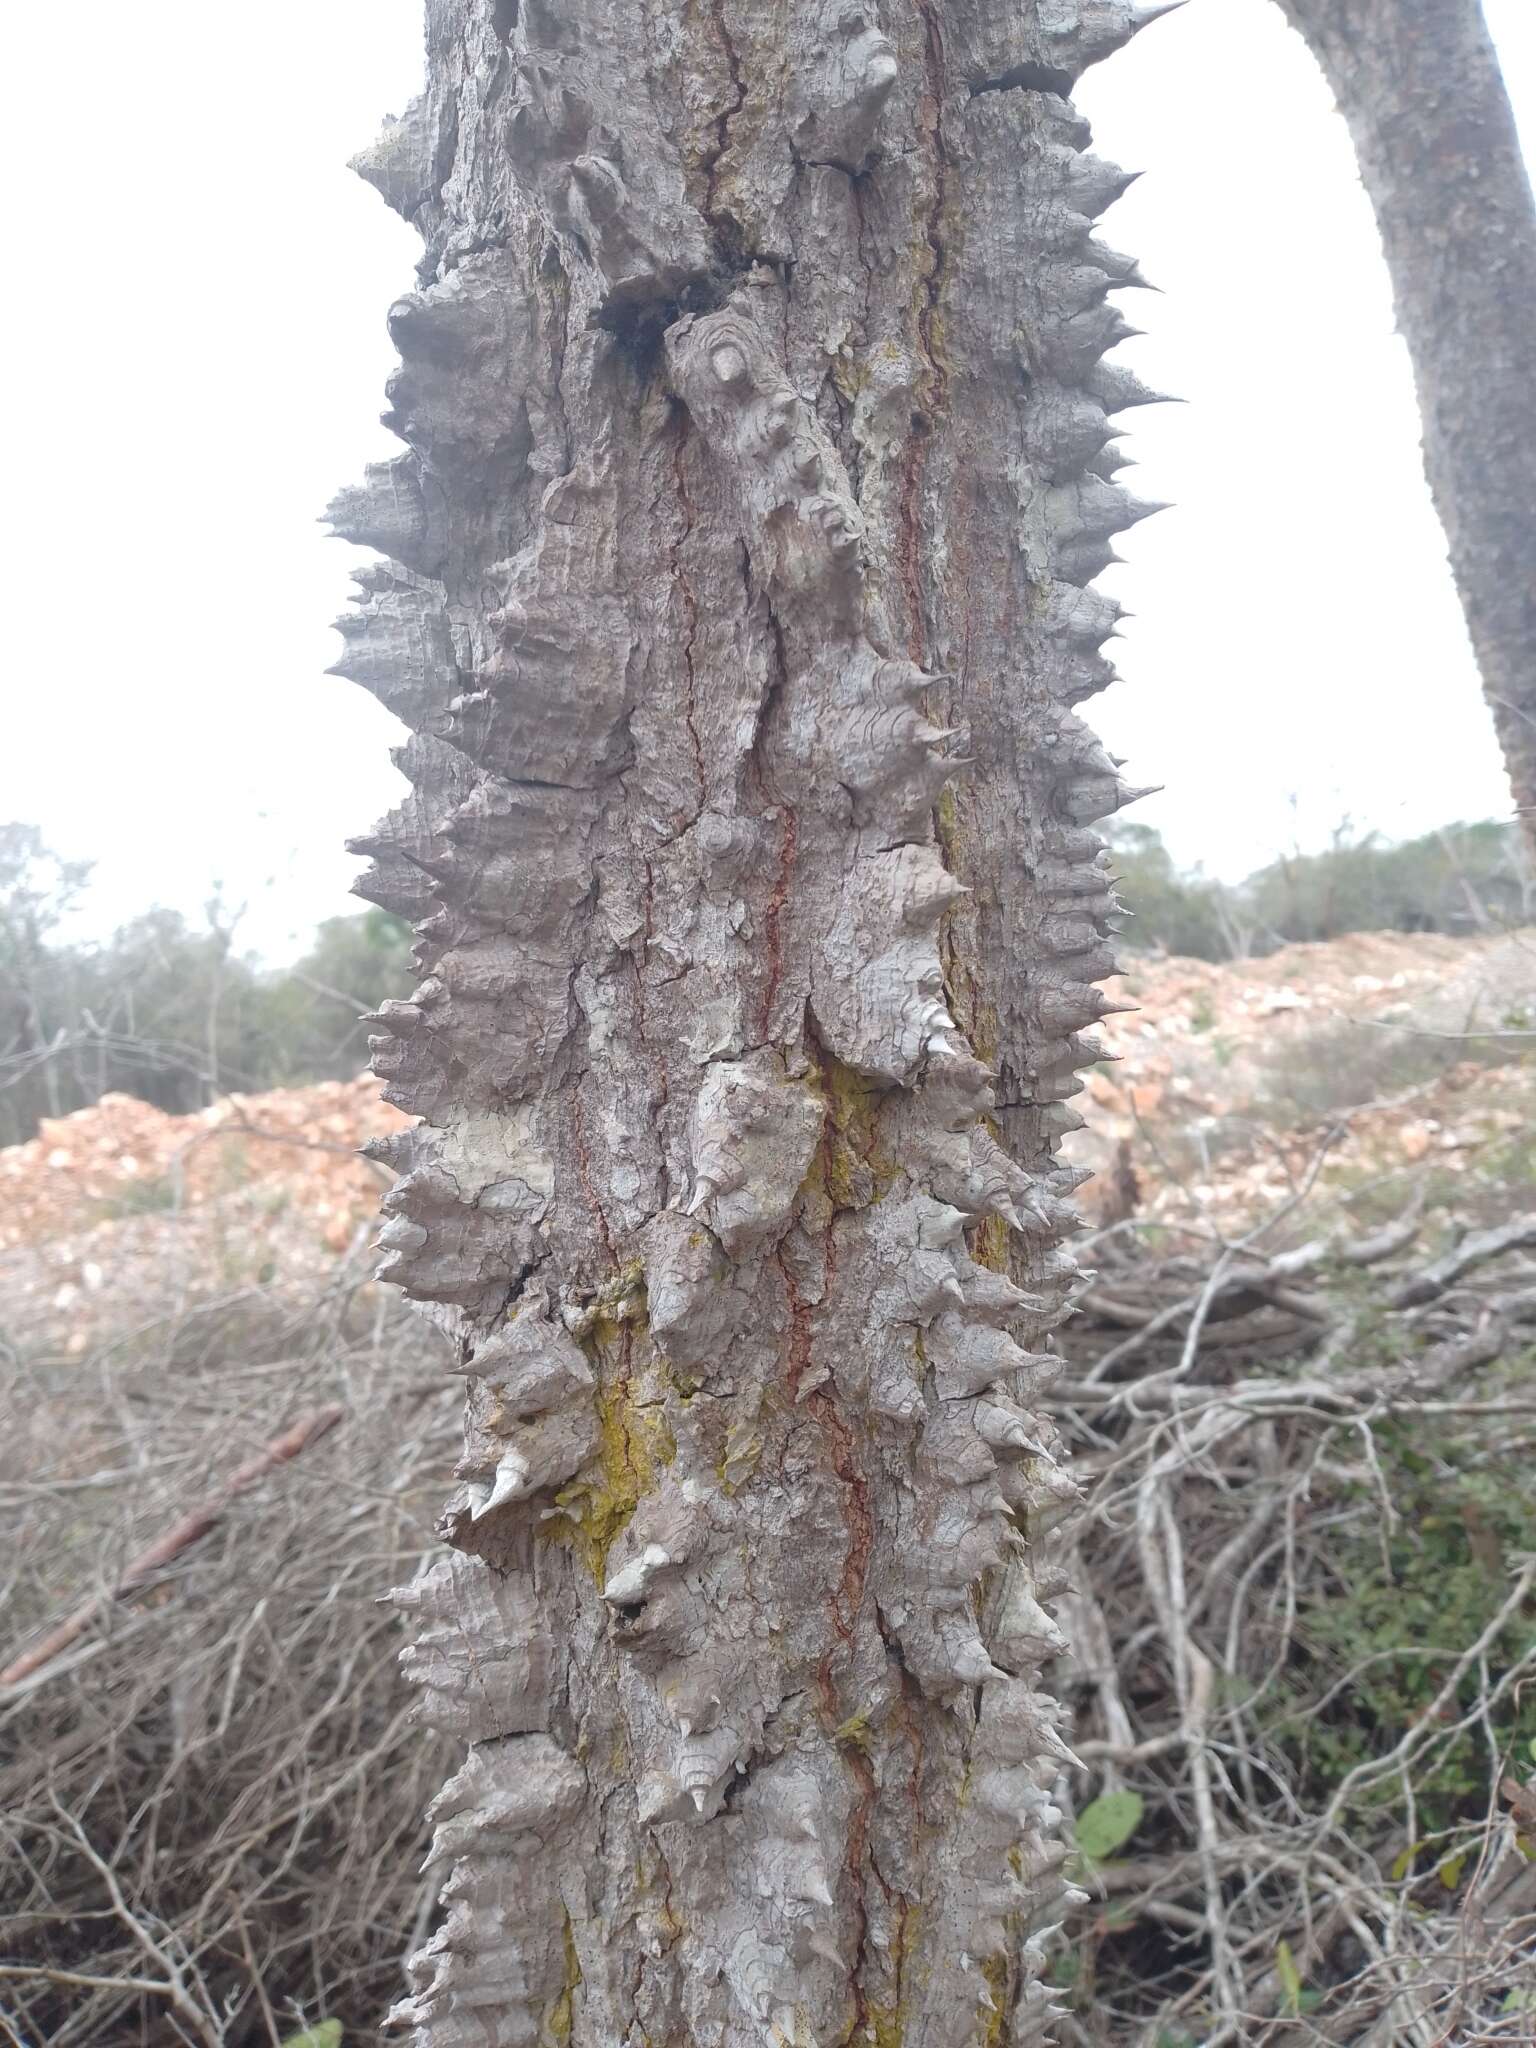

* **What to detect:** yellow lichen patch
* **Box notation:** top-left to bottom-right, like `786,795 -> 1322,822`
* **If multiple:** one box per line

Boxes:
717,1414 -> 763,1496
970,996 -> 999,1068
815,1049 -> 897,1211
834,1707 -> 873,1753
851,1907 -> 917,2047
937,921 -> 997,1070
830,348 -> 869,409
542,1324 -> 676,1581
935,782 -> 961,851
581,1257 -> 647,1341
972,1214 -> 1011,1274
569,1382 -> 673,1578
932,785 -> 1001,1069
855,2006 -> 906,2048
979,1952 -> 1011,2048
549,1909 -> 581,2045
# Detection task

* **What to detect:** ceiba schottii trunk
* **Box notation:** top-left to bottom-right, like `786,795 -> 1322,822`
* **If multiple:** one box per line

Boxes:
1276,0 -> 1536,853
331,1 -> 1167,2040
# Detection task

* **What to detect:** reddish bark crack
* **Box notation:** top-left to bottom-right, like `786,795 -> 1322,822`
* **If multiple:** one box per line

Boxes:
570,1085 -> 618,1268
701,0 -> 748,234
780,1221 -> 873,1659
749,593 -> 798,1040
548,248 -> 575,473
810,1384 -> 873,1646
842,1742 -> 880,2041
634,857 -> 671,1147
900,0 -> 954,665
669,417 -> 709,812
755,805 -> 798,1041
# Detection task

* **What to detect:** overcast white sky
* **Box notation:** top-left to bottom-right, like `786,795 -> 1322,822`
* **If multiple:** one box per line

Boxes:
1,0 -> 1531,957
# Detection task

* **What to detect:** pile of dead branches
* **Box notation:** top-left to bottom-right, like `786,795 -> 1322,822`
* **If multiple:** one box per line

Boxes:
4,1143 -> 1534,2045
1052,1170 -> 1536,2045
0,1252 -> 457,2046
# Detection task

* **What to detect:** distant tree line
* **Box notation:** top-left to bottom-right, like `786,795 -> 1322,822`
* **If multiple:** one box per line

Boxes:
1110,816 -> 1534,962
0,823 -> 413,1148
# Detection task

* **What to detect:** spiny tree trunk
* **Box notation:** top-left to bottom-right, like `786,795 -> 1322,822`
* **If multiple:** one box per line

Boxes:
333,2 -> 1162,2040
1275,0 -> 1536,855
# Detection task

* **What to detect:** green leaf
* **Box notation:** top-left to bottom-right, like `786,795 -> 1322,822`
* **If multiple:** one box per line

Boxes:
1438,1852 -> 1467,1891
1275,1938 -> 1303,2014
1074,1790 -> 1145,1862
1390,1842 -> 1419,1882
1503,1988 -> 1536,2014
280,2027 -> 342,2048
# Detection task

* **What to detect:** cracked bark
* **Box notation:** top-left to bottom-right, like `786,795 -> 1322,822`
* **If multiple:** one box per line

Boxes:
1274,0 -> 1536,855
334,2 -> 1165,2040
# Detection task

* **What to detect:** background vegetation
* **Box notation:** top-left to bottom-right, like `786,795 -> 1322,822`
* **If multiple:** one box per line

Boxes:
1109,815 -> 1534,961
0,824 -> 413,1147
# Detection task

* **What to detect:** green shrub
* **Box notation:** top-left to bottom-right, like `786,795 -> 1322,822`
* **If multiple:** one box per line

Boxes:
1266,1412 -> 1536,1846
1107,816 -> 1531,963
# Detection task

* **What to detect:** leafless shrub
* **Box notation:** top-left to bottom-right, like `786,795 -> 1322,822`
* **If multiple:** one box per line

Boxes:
1052,1173 -> 1536,2045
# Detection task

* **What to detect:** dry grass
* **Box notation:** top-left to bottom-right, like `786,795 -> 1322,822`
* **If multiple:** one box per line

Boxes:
0,1254 -> 457,2046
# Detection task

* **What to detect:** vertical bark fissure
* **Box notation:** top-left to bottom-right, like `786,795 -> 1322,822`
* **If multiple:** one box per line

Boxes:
336,1 -> 1168,2040
705,0 -> 752,237
668,417 -> 711,814
900,0 -> 952,669
1275,0 -> 1536,852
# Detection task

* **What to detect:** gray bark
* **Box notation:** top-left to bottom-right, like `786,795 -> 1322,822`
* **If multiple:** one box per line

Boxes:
1274,0 -> 1536,853
333,2 -> 1162,2040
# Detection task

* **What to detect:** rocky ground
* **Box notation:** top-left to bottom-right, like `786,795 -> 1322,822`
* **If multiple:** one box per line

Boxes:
1071,927 -> 1536,1229
0,1076 -> 408,1355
